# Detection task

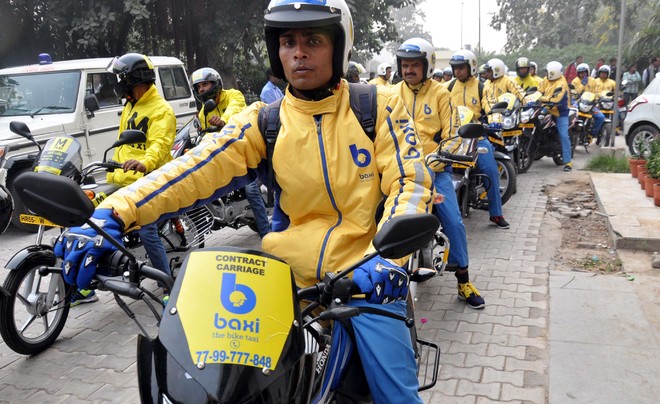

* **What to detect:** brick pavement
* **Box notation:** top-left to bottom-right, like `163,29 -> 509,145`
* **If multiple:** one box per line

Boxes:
0,158 -> 568,403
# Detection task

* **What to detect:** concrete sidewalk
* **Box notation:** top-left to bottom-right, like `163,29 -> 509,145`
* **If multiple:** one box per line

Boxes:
547,169 -> 660,404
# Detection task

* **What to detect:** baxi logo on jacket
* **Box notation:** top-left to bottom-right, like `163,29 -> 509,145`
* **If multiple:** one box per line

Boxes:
349,143 -> 372,168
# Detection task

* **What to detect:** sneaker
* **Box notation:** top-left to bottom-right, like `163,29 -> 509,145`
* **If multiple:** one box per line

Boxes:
489,216 -> 510,229
457,282 -> 485,309
70,289 -> 98,307
563,163 -> 572,172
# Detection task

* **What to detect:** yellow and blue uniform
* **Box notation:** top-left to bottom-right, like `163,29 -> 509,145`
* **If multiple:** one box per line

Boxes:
100,80 -> 432,288
368,76 -> 390,87
514,75 -> 538,91
107,85 -> 176,187
539,76 -> 572,165
594,77 -> 616,94
198,88 -> 247,130
485,75 -> 525,106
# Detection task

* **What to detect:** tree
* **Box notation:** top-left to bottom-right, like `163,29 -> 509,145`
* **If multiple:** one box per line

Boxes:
384,3 -> 432,55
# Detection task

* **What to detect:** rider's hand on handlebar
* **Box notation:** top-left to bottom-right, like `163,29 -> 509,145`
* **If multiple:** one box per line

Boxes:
122,159 -> 146,173
53,209 -> 124,288
207,115 -> 225,129
353,256 -> 409,304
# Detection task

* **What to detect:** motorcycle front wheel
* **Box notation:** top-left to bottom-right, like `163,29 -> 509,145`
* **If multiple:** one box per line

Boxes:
0,262 -> 71,355
517,135 -> 534,174
497,159 -> 516,206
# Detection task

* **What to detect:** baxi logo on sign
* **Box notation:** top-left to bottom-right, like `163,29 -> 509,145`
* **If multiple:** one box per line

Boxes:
220,273 -> 257,315
349,144 -> 371,168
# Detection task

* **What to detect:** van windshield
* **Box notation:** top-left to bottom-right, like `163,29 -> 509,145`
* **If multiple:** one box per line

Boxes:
0,71 -> 80,117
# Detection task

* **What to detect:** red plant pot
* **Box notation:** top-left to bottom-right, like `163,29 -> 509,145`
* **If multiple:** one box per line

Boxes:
646,177 -> 660,197
629,158 -> 645,178
654,183 -> 660,207
638,167 -> 648,184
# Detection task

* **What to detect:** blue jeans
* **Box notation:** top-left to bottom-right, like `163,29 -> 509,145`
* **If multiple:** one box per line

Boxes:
555,115 -> 571,165
476,139 -> 503,217
433,170 -> 469,268
592,110 -> 605,136
138,222 -> 170,279
314,300 -> 422,404
245,180 -> 270,238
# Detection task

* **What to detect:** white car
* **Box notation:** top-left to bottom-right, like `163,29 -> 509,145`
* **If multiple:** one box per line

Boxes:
624,73 -> 659,157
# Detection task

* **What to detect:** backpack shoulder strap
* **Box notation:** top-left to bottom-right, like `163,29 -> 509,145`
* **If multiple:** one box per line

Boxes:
447,78 -> 457,93
257,98 -> 283,196
478,81 -> 484,102
347,83 -> 378,141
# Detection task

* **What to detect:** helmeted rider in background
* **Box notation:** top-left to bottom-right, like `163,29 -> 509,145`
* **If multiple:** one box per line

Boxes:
571,63 -> 605,145
514,57 -> 537,91
483,58 -> 525,105
54,0 -> 431,401
368,62 -> 392,86
432,68 -> 443,82
192,67 -> 270,238
447,49 -> 511,230
393,38 -> 486,310
539,61 -> 572,171
593,65 -> 616,93
64,53 -> 177,306
191,67 -> 247,131
442,67 -> 453,83
529,61 -> 542,86
346,60 -> 366,83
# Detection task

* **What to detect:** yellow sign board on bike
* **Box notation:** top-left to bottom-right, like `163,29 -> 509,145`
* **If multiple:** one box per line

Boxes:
19,214 -> 61,227
175,249 -> 295,371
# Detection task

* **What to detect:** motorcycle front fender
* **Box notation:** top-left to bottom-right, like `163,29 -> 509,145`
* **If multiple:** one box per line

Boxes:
5,245 -> 56,270
493,151 -> 511,161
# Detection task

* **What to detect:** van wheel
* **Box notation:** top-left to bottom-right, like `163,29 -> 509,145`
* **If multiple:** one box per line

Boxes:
8,168 -> 40,234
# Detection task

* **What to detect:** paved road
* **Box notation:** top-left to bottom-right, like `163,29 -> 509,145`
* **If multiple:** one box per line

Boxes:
0,148 -> 603,403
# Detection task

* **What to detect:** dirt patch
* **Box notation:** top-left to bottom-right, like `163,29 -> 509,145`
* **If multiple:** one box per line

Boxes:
543,172 -> 623,274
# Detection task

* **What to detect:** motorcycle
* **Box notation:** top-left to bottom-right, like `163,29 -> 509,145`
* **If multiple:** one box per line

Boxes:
176,99 -> 273,234
596,90 -> 616,147
432,103 -> 516,218
520,88 -> 578,166
0,121 -> 213,355
491,92 -> 525,174
12,169 -> 441,402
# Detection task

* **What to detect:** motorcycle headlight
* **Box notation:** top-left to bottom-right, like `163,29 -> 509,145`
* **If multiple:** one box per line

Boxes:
601,101 -> 614,110
578,101 -> 592,113
502,116 -> 515,130
520,109 -> 532,123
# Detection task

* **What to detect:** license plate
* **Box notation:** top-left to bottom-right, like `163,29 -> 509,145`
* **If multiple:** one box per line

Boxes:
19,214 -> 61,227
502,130 -> 522,137
519,123 -> 534,128
578,112 -> 591,118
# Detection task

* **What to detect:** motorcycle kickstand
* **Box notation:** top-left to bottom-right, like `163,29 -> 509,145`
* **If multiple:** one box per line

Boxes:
113,293 -> 150,336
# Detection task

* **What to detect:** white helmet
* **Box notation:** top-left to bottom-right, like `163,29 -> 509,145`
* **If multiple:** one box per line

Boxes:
443,67 -> 453,76
377,62 -> 392,76
485,58 -> 507,79
348,61 -> 366,75
396,37 -> 437,81
449,49 -> 478,77
577,63 -> 590,74
598,65 -> 611,76
545,61 -> 563,81
264,0 -> 353,86
530,61 -> 538,72
432,68 -> 443,77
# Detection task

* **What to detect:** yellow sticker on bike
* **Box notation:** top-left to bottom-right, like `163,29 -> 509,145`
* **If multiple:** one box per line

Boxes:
19,214 -> 61,227
176,250 -> 294,370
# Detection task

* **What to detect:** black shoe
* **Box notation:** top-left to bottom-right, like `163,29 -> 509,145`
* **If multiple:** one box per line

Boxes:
489,216 -> 510,229
563,163 -> 572,172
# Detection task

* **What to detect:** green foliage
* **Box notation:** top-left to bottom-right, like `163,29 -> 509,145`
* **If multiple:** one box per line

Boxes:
585,154 -> 631,173
645,138 -> 660,179
384,4 -> 433,55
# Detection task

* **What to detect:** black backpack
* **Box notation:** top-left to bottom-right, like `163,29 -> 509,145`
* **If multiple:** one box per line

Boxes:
257,83 -> 378,196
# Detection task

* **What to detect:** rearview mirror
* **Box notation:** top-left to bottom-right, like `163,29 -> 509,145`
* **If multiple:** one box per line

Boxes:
373,213 -> 439,259
13,172 -> 94,227
526,86 -> 538,93
84,94 -> 100,115
457,123 -> 486,139
103,130 -> 147,162
203,99 -> 217,116
489,101 -> 509,114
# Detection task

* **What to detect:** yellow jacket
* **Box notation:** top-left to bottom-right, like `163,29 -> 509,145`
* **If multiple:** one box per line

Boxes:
593,78 -> 616,94
485,76 -> 525,105
198,88 -> 247,129
539,76 -> 570,117
392,79 -> 459,158
530,75 -> 543,87
447,76 -> 490,120
368,76 -> 390,87
99,80 -> 432,287
571,76 -> 597,96
107,85 -> 176,186
514,75 -> 539,91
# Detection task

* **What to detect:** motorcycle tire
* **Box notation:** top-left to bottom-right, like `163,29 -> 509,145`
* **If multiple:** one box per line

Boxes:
496,159 -> 516,206
0,261 -> 72,355
552,155 -> 564,165
627,124 -> 658,157
517,137 -> 534,174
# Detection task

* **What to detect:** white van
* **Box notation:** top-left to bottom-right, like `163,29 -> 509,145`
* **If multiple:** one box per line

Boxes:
0,55 -> 197,231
